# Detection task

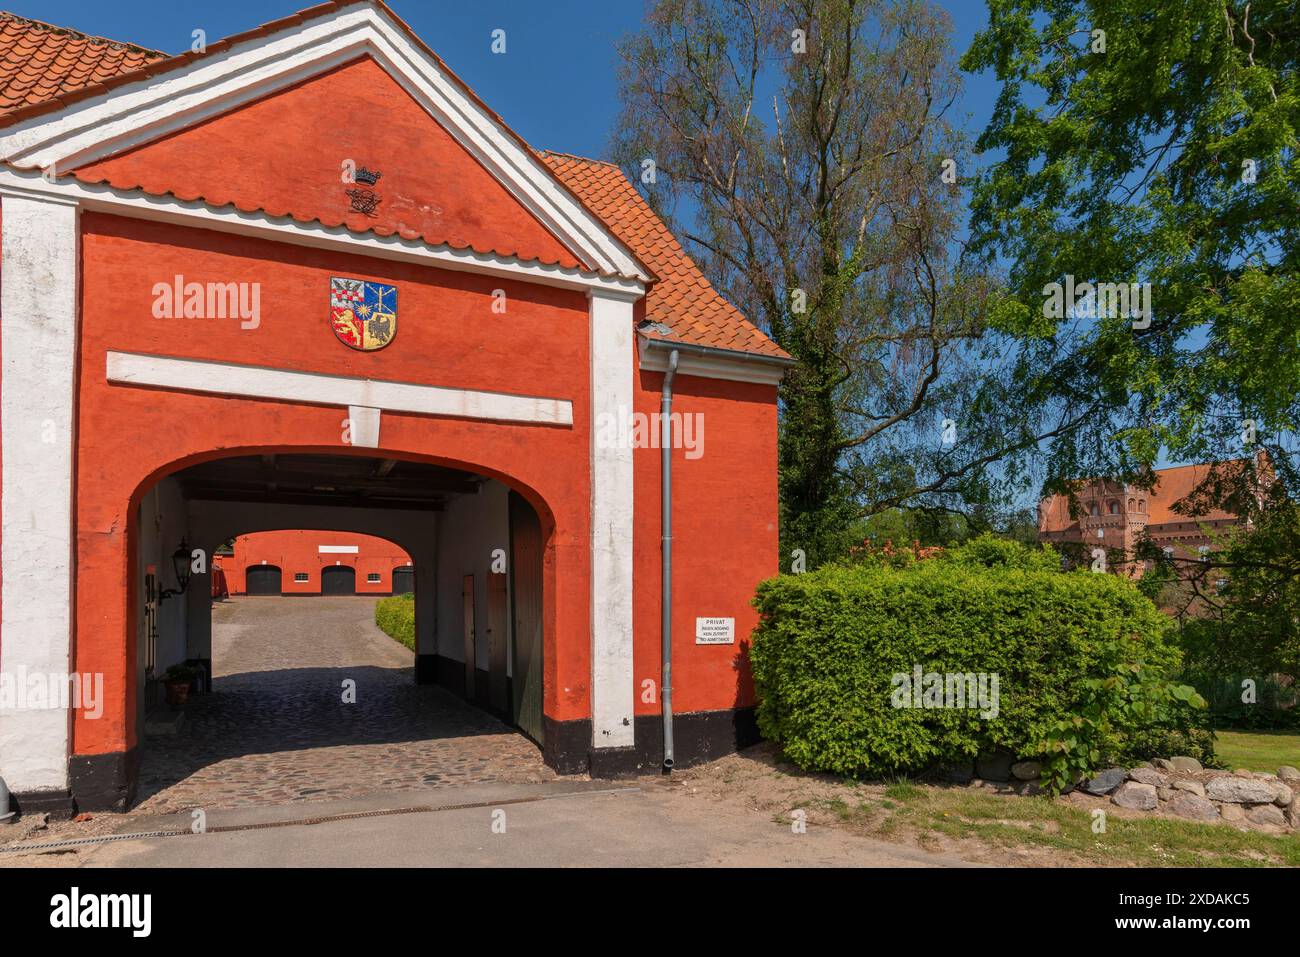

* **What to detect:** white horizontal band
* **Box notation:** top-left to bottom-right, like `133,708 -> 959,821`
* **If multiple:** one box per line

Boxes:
106,351 -> 574,427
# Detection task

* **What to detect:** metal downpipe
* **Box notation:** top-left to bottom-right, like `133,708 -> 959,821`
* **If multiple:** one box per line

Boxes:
660,349 -> 679,771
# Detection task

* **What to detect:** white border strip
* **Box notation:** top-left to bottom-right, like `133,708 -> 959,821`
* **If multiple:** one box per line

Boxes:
106,352 -> 574,427
588,291 -> 635,749
0,172 -> 645,298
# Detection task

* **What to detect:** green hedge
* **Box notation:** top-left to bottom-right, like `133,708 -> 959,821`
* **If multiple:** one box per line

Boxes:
749,549 -> 1188,781
375,593 -> 415,650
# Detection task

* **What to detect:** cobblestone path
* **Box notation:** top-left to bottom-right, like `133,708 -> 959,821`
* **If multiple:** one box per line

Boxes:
135,597 -> 557,812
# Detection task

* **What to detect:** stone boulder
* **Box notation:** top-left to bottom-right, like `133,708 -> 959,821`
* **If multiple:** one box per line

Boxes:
1246,804 -> 1287,828
1128,767 -> 1170,788
1269,781 -> 1294,807
1083,768 -> 1128,796
1010,761 -> 1041,781
1167,793 -> 1219,823
1219,803 -> 1246,823
1168,756 -> 1203,773
1112,781 -> 1158,810
1287,797 -> 1300,830
976,752 -> 1014,782
1206,776 -> 1277,804
1171,779 -> 1206,797
1278,766 -> 1300,784
943,762 -> 975,784
1153,758 -> 1176,772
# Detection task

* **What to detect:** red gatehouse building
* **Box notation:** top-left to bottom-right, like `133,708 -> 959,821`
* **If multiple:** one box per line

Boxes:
1036,460 -> 1259,575
221,530 -> 414,595
0,2 -> 791,814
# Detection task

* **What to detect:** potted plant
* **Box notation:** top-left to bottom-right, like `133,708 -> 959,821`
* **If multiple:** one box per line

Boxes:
163,663 -> 199,708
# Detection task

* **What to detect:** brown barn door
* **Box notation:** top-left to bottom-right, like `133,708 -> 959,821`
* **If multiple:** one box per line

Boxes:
486,572 -> 509,713
245,564 -> 282,596
461,575 -> 476,700
321,565 -> 356,595
509,491 -> 544,744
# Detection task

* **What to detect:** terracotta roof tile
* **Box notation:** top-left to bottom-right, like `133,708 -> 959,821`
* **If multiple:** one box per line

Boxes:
0,11 -> 164,115
538,150 -> 788,361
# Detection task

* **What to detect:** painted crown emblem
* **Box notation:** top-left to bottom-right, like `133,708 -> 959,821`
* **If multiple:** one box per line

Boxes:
354,166 -> 382,186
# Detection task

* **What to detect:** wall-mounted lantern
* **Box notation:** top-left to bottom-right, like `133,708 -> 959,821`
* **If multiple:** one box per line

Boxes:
158,539 -> 192,602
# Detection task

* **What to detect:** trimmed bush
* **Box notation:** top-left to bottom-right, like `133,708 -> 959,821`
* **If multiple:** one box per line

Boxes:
749,552 -> 1193,785
375,593 -> 415,650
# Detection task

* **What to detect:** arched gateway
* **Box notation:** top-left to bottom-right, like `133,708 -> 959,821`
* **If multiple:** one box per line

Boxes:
0,2 -> 789,815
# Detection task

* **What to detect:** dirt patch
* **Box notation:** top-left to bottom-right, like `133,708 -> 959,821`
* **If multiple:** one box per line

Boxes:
647,743 -> 1074,866
652,743 -> 1300,867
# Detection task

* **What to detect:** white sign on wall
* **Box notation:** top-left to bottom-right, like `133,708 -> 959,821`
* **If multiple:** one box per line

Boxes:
695,617 -> 735,645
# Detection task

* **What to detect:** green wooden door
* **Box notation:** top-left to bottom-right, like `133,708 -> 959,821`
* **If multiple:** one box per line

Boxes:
509,491 -> 544,745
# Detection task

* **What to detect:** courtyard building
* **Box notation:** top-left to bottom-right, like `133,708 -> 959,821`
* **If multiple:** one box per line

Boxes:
0,2 -> 790,815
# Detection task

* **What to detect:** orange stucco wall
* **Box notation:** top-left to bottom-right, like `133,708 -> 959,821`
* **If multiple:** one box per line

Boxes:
73,212 -> 592,758
223,530 -> 412,594
632,370 -> 779,715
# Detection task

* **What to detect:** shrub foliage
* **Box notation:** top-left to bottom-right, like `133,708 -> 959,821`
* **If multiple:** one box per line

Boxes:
375,593 -> 415,650
750,538 -> 1205,788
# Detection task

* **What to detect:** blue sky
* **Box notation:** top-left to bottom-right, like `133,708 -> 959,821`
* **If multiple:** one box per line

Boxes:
20,0 -> 1002,165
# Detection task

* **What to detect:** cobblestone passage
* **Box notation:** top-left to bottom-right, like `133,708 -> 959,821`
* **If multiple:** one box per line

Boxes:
135,597 -> 557,812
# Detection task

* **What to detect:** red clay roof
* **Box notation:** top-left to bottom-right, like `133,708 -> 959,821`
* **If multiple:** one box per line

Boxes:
1039,461 -> 1245,531
0,3 -> 786,360
1142,463 -> 1240,525
539,151 -> 789,360
0,11 -> 165,115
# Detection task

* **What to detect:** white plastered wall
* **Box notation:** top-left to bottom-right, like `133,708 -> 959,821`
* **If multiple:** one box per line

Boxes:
0,194 -> 79,795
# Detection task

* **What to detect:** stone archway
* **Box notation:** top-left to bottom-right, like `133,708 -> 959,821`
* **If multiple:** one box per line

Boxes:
71,445 -> 565,811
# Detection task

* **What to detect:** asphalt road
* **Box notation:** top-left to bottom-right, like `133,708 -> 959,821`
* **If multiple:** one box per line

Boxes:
19,780 -> 975,868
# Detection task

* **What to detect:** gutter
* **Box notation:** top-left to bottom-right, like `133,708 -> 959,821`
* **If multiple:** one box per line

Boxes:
638,334 -> 795,385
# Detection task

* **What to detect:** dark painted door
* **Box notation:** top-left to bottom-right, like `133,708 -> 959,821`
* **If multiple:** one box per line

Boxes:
245,565 -> 282,596
392,565 -> 414,595
321,565 -> 356,595
462,575 -> 476,701
509,491 -> 544,745
487,572 -> 509,712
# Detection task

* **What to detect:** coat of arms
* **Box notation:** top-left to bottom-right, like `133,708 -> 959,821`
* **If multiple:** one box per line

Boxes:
330,277 -> 397,351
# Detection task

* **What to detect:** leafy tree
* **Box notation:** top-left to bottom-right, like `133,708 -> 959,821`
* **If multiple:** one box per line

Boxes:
614,0 -> 1071,566
962,0 -> 1300,516
1177,504 -> 1300,683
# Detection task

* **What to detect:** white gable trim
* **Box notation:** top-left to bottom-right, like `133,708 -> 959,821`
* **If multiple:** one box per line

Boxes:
0,1 -> 648,282
0,171 -> 644,297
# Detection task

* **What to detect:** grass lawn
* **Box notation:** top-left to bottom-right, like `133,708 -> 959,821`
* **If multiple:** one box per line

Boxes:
1214,729 -> 1300,773
804,783 -> 1300,867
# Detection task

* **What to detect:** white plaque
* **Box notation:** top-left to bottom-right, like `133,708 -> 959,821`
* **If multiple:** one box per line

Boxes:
695,617 -> 735,645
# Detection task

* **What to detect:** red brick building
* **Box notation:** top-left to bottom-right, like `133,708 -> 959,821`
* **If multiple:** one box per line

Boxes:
220,530 -> 413,595
1037,461 -> 1254,574
0,2 -> 791,813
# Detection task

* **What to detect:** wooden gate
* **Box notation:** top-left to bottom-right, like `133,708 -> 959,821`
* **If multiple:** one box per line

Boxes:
509,491 -> 544,744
